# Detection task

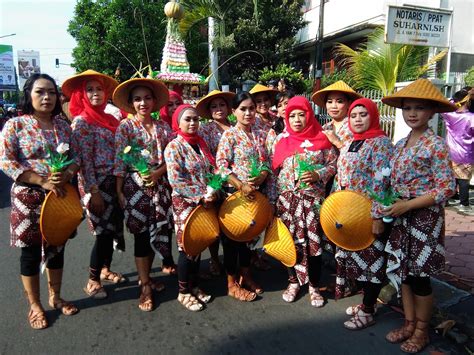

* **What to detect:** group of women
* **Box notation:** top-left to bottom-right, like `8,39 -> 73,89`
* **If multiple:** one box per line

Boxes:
0,69 -> 457,354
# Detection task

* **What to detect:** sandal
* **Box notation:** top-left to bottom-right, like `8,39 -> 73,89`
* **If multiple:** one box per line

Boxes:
100,270 -> 127,284
309,285 -> 325,308
386,319 -> 416,343
239,275 -> 264,295
191,287 -> 212,304
138,278 -> 165,293
177,293 -> 204,312
28,307 -> 48,330
282,283 -> 300,303
83,280 -> 107,299
343,308 -> 376,330
138,282 -> 154,312
400,320 -> 430,354
162,264 -> 177,275
49,298 -> 79,316
228,282 -> 257,302
209,259 -> 222,276
346,304 -> 378,316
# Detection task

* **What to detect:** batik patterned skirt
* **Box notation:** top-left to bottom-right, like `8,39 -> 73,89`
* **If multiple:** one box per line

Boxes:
171,195 -> 198,259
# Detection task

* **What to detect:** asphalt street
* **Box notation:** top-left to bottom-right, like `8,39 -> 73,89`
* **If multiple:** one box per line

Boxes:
0,171 -> 463,354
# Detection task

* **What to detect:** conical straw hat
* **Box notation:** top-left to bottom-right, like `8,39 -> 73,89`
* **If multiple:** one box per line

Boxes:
182,205 -> 220,256
62,69 -> 119,99
218,191 -> 272,242
113,78 -> 169,114
40,183 -> 83,246
263,217 -> 296,267
249,84 -> 279,104
311,80 -> 362,107
320,190 -> 374,251
195,90 -> 235,119
382,78 -> 456,113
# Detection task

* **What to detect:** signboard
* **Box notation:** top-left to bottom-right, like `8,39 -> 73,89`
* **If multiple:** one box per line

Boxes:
0,44 -> 16,91
18,50 -> 41,89
385,5 -> 452,48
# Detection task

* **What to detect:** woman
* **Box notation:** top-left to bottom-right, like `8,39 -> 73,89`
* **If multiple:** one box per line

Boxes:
159,90 -> 183,129
382,79 -> 456,353
334,98 -> 393,330
65,70 -> 125,299
196,90 -> 235,276
216,92 -> 272,301
164,105 -> 216,311
249,84 -> 279,135
0,73 -> 79,329
113,78 -> 173,311
266,90 -> 295,156
272,96 -> 337,307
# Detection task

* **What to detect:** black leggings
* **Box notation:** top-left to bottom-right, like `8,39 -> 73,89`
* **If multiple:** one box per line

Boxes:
222,235 -> 251,276
458,178 -> 470,207
134,232 -> 153,258
287,255 -> 323,287
162,229 -> 175,266
89,233 -> 114,281
20,246 -> 65,276
402,275 -> 432,296
356,281 -> 383,313
177,251 -> 200,294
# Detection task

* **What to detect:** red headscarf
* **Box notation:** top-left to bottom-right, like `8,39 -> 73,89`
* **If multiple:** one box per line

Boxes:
272,96 -> 332,170
348,98 -> 386,140
159,90 -> 183,126
172,104 -> 216,167
69,80 -> 119,133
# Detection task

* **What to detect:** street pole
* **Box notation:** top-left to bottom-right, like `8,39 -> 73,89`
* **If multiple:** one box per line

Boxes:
312,0 -> 325,94
208,17 -> 219,91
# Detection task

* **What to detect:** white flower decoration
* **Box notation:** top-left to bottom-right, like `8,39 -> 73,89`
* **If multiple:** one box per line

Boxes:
374,171 -> 384,181
56,143 -> 69,154
381,167 -> 391,177
281,131 -> 290,138
300,140 -> 314,149
141,149 -> 151,158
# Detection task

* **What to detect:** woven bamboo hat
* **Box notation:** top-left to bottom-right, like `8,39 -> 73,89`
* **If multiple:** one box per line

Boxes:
113,78 -> 169,114
382,78 -> 456,113
195,90 -> 235,119
249,84 -> 279,104
40,183 -> 83,246
218,191 -> 272,242
182,205 -> 220,256
320,190 -> 374,251
263,217 -> 297,267
62,69 -> 119,99
311,80 -> 362,107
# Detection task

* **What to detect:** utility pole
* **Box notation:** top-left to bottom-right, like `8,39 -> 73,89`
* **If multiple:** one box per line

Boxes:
208,17 -> 219,91
312,0 -> 325,93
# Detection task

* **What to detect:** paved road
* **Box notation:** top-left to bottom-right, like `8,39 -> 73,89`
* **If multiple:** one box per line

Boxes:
0,171 -> 463,354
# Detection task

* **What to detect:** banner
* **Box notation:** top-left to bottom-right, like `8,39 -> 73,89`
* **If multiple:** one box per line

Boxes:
18,50 -> 41,90
385,5 -> 452,48
0,44 -> 16,91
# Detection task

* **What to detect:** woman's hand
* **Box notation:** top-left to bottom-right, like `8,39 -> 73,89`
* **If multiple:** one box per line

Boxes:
322,130 -> 342,148
48,170 -> 71,187
90,191 -> 105,215
41,180 -> 66,198
202,193 -> 217,209
140,172 -> 155,187
247,171 -> 268,189
241,182 -> 256,200
117,191 -> 126,210
372,219 -> 385,235
383,199 -> 411,218
300,171 -> 319,184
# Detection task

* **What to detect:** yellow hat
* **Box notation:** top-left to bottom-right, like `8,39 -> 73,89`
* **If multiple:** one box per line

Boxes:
320,190 -> 374,251
218,191 -> 272,242
182,205 -> 220,256
61,69 -> 119,99
40,183 -> 83,247
263,217 -> 297,267
112,78 -> 169,114
381,78 -> 456,113
249,84 -> 279,104
311,80 -> 362,107
195,90 -> 235,119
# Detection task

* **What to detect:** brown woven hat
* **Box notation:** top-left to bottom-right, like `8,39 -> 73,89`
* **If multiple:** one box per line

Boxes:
62,69 -> 119,99
112,78 -> 169,114
40,183 -> 83,246
382,78 -> 456,113
182,205 -> 220,256
320,190 -> 374,251
311,80 -> 362,107
218,191 -> 272,242
249,84 -> 279,104
195,90 -> 235,119
263,217 -> 297,267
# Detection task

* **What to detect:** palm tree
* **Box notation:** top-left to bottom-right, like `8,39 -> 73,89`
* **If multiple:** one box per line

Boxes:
334,27 -> 446,95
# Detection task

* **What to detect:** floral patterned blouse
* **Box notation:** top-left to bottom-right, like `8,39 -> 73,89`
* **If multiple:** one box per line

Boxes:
254,114 -> 274,135
0,115 -> 76,181
199,120 -> 232,157
322,118 -> 353,148
337,136 -> 394,218
71,116 -> 121,192
391,128 -> 455,204
164,135 -> 213,204
114,117 -> 173,177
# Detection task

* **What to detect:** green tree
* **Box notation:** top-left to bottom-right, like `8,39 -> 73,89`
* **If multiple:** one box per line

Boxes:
335,27 -> 446,95
258,64 -> 308,94
68,0 -> 168,81
465,66 -> 474,87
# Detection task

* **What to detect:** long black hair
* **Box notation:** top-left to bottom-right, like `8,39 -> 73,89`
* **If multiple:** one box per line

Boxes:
21,73 -> 62,116
232,91 -> 255,109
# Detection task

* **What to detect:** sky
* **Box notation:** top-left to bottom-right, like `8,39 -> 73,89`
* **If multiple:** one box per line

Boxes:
0,0 -> 77,85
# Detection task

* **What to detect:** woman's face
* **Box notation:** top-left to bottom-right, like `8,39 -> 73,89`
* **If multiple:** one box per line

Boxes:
254,93 -> 272,115
209,97 -> 229,121
178,108 -> 200,134
276,97 -> 289,118
288,109 -> 307,132
86,80 -> 105,107
401,99 -> 435,131
168,97 -> 181,116
131,86 -> 155,117
349,105 -> 371,133
326,92 -> 350,121
31,78 -> 57,115
232,98 -> 256,127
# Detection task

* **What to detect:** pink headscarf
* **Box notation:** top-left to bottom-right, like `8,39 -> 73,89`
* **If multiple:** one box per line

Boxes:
159,90 -> 183,126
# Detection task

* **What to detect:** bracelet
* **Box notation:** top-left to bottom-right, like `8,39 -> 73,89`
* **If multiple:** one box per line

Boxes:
89,185 -> 99,194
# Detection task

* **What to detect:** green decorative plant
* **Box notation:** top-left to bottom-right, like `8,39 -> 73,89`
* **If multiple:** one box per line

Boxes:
45,143 -> 74,173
